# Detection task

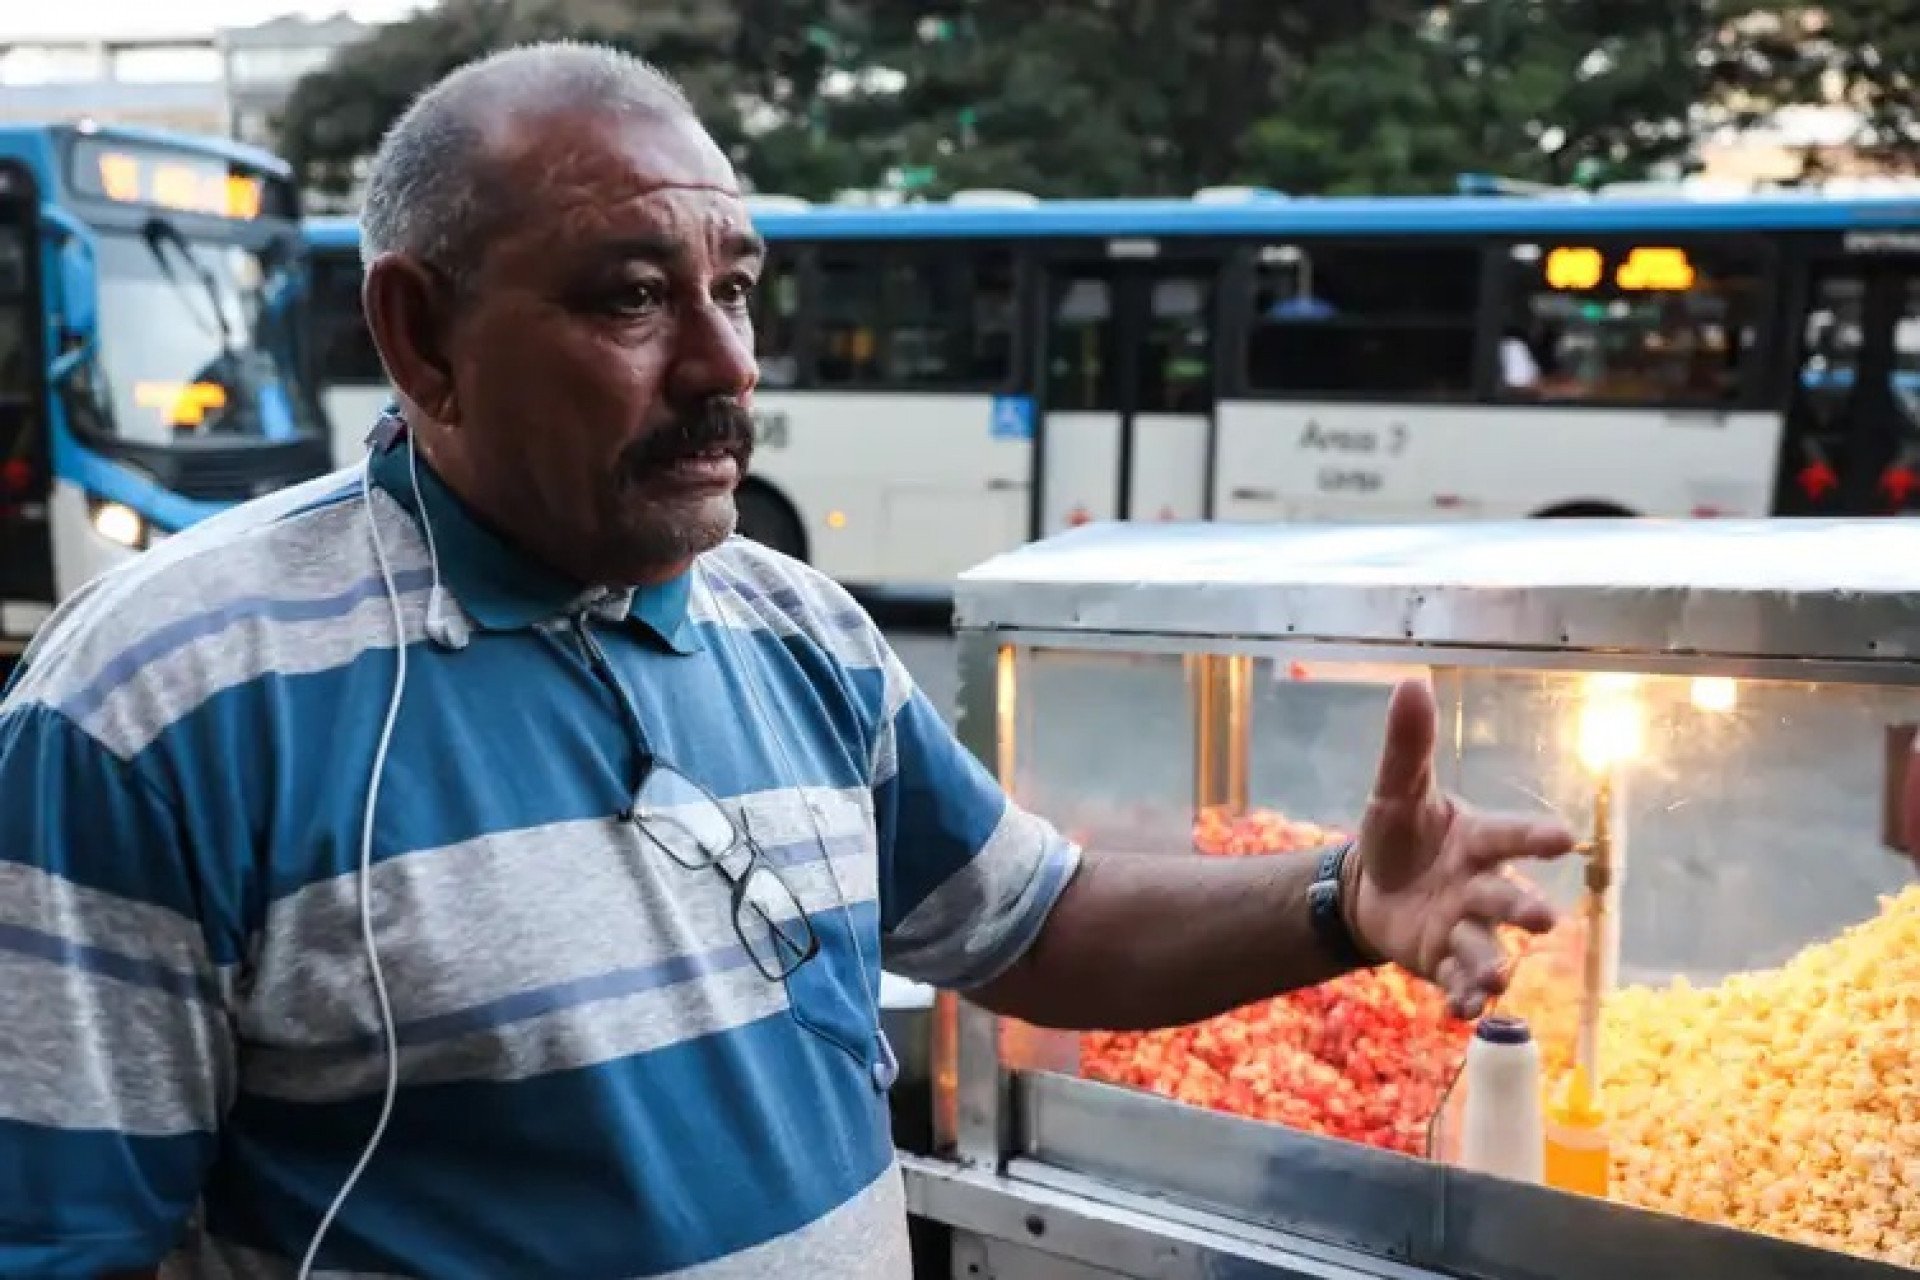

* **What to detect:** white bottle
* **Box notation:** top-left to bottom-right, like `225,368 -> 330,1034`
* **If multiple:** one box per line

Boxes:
1458,1014 -> 1546,1184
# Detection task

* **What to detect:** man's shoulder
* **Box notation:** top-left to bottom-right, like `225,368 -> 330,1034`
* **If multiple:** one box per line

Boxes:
5,469 -> 382,744
695,536 -> 890,667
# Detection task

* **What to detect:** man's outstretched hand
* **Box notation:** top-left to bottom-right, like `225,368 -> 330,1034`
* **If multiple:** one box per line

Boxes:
1348,680 -> 1577,1019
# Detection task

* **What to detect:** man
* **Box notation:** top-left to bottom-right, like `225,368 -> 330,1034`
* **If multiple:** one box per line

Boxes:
0,43 -> 1571,1279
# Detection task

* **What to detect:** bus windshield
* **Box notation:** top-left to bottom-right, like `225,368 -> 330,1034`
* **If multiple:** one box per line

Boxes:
86,222 -> 324,446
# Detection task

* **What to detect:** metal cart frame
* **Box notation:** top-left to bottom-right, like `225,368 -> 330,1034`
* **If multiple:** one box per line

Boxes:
902,518 -> 1920,1280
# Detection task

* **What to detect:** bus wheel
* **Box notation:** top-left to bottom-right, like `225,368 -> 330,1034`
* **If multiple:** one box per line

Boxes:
735,482 -> 808,562
1531,501 -> 1635,519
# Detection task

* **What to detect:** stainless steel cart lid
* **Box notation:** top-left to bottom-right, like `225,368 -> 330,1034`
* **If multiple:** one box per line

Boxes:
953,519 -> 1920,662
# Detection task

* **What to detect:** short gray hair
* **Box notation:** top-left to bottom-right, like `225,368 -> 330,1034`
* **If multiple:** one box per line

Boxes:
358,41 -> 694,286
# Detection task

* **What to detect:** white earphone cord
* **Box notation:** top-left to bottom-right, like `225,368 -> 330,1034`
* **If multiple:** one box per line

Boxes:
298,455 -> 440,1279
299,483 -> 876,1276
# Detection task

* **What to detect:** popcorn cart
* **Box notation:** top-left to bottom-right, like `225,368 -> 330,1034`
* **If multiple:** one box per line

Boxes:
899,519 -> 1920,1280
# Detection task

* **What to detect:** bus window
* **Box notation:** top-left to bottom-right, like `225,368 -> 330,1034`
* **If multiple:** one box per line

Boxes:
752,253 -> 800,388
0,225 -> 27,405
85,232 -> 327,445
1883,281 -> 1920,462
0,218 -> 39,493
816,254 -> 884,386
310,250 -> 382,387
883,258 -> 957,383
816,249 -> 1014,389
1799,273 -> 1867,433
965,253 -> 1016,385
1873,279 -> 1920,432
1243,244 -> 1479,399
1502,241 -> 1762,407
1047,274 -> 1117,412
0,202 -> 52,607
1140,275 -> 1212,414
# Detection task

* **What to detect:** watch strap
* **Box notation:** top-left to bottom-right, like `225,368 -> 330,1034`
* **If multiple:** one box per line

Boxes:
1307,841 -> 1378,970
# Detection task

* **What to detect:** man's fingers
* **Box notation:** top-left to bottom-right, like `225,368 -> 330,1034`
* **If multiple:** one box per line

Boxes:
1434,956 -> 1462,1008
1460,873 -> 1556,935
1443,919 -> 1509,1019
1458,811 -> 1577,870
1500,862 -> 1543,895
1369,679 -> 1437,804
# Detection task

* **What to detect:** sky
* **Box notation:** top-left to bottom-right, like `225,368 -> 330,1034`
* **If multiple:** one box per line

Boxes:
0,0 -> 425,40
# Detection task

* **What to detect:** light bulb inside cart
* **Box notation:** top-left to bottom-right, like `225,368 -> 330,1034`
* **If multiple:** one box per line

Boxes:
1576,688 -> 1645,775
1689,676 -> 1738,714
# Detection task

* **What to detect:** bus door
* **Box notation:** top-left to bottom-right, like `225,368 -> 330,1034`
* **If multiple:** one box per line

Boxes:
1037,257 -> 1218,535
0,161 -> 52,653
1778,256 -> 1920,515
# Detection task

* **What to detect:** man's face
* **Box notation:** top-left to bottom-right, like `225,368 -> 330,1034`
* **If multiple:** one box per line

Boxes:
424,108 -> 763,585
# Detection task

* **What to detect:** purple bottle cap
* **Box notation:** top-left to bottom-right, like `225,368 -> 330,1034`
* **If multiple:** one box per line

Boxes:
1474,1014 -> 1533,1045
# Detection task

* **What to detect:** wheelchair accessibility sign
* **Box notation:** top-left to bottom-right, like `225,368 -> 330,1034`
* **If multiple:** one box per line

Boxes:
990,395 -> 1035,442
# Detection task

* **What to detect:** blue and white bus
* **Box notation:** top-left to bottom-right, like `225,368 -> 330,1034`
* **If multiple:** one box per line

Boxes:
306,187 -> 1920,590
1,122 -> 330,658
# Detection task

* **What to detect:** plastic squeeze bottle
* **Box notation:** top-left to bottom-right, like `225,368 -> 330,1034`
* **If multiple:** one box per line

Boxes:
1543,1064 -> 1611,1198
1459,1015 -> 1546,1184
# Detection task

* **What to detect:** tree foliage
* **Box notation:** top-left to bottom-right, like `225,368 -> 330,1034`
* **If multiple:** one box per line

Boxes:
1708,1 -> 1920,177
276,0 -> 1907,208
1245,2 -> 1725,195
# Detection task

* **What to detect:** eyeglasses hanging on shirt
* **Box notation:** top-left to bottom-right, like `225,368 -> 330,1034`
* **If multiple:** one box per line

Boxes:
569,614 -> 823,982
626,759 -> 821,980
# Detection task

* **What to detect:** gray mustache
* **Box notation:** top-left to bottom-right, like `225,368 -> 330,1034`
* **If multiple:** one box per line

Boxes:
625,399 -> 755,472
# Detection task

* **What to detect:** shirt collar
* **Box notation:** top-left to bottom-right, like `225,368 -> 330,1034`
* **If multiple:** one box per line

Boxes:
368,439 -> 699,655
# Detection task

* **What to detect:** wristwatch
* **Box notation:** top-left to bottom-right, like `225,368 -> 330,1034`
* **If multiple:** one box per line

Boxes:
1307,841 -> 1380,970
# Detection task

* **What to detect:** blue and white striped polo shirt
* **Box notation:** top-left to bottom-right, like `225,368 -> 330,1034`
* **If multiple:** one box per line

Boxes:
0,440 -> 1078,1278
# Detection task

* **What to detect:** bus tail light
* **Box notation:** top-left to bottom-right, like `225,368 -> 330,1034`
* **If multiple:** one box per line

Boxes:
1880,465 -> 1919,507
1796,460 -> 1839,501
0,460 -> 28,520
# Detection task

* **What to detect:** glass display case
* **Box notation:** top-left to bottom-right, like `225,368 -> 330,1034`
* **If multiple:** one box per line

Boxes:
900,519 -> 1920,1280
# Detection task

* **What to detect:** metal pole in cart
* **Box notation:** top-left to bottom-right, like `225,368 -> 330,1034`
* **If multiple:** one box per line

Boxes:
1572,681 -> 1638,1082
941,634 -> 1016,1173
1190,654 -> 1253,816
1577,772 -> 1616,1092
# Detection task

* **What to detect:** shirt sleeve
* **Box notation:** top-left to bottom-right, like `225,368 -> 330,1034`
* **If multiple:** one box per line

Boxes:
871,650 -> 1080,990
0,695 -> 231,1277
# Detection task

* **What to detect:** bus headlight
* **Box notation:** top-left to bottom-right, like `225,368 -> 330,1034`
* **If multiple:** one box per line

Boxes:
90,500 -> 146,550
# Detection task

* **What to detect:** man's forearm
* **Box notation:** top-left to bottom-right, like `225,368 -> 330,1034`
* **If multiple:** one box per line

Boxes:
971,847 -> 1364,1031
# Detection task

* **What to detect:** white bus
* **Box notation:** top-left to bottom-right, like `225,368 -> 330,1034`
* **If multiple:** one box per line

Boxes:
305,188 -> 1920,591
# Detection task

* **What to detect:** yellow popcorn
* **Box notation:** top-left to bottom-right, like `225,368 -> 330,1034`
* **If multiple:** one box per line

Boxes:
1591,884 -> 1920,1268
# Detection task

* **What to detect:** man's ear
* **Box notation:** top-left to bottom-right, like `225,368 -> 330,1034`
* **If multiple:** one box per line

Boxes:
363,253 -> 461,426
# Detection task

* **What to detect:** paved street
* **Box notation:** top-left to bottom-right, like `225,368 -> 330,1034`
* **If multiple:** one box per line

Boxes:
873,609 -> 1919,987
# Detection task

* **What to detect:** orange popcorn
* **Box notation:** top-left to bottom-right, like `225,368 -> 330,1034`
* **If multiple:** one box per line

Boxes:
1084,807 -> 1578,1157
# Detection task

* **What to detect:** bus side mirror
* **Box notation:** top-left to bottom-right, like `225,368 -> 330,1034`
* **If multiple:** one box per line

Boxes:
260,227 -> 297,273
37,203 -> 96,340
